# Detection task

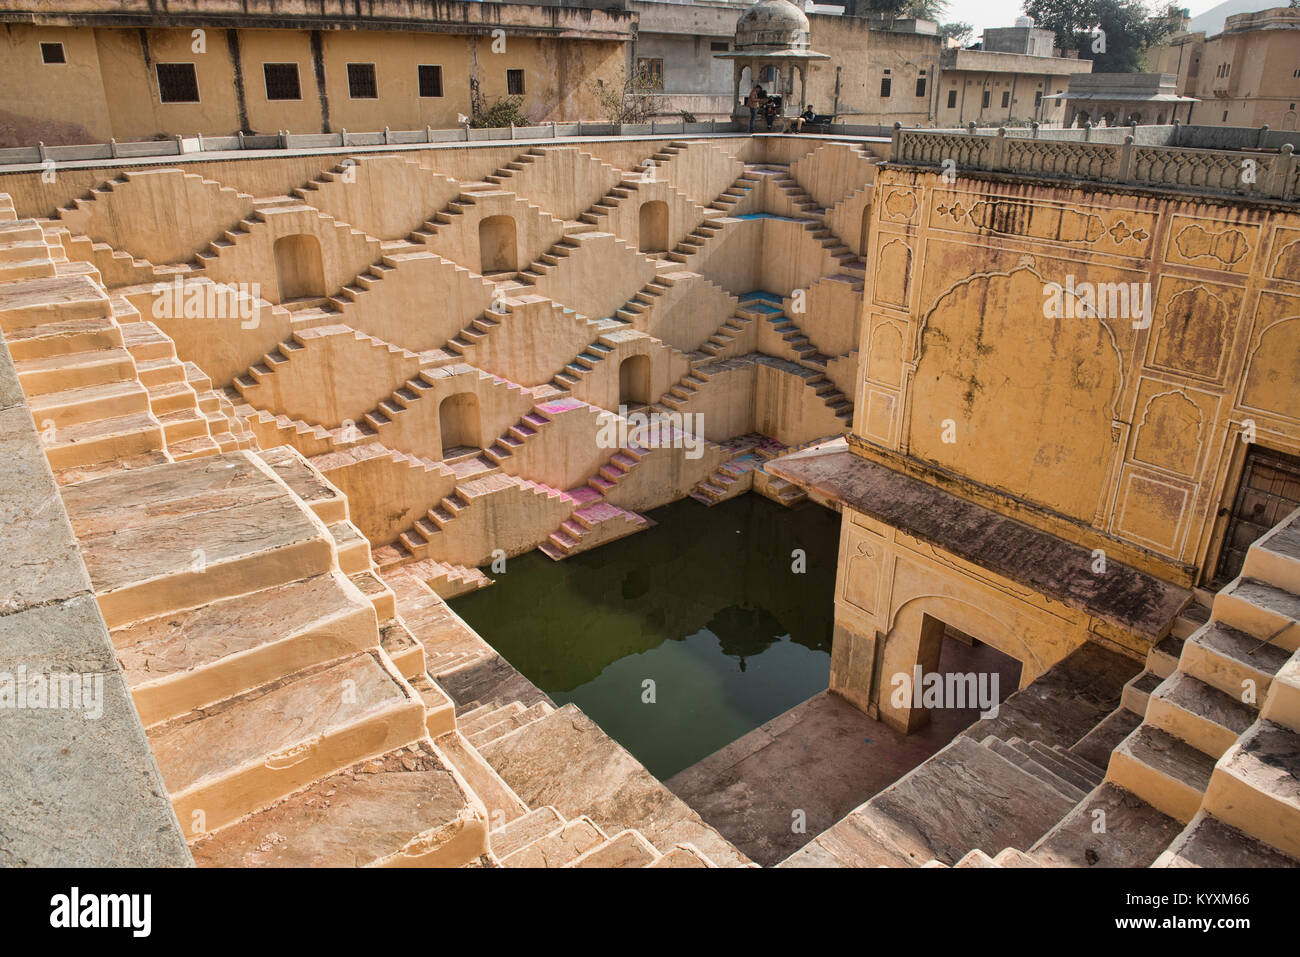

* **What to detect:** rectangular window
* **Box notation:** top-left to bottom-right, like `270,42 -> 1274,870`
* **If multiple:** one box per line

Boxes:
636,58 -> 664,91
981,89 -> 991,109
418,64 -> 443,98
156,63 -> 200,103
915,77 -> 926,97
263,63 -> 301,101
347,62 -> 378,99
710,41 -> 729,52
1034,91 -> 1043,107
880,76 -> 892,98
40,41 -> 65,64
946,89 -> 957,109
507,69 -> 525,95
1001,91 -> 1010,108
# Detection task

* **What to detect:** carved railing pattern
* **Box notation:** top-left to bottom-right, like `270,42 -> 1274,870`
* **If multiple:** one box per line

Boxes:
892,128 -> 1297,201
1006,140 -> 1118,181
894,130 -> 992,169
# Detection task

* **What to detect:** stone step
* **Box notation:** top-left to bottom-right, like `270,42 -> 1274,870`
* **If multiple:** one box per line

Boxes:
460,700 -> 525,737
62,452 -> 336,629
1213,577 -> 1300,652
260,445 -> 347,524
350,569 -> 396,620
113,570 -> 378,727
26,377 -> 149,428
328,520 -> 371,574
467,701 -> 553,749
40,410 -> 162,470
189,739 -> 487,867
569,829 -> 659,868
1147,634 -> 1184,679
1202,719 -> 1300,859
501,816 -> 607,867
1010,738 -> 1100,792
1069,706 -> 1143,769
1242,507 -> 1300,593
955,849 -> 999,867
1106,724 -> 1216,823
1170,602 -> 1211,640
1121,669 -> 1163,716
1263,657 -> 1300,733
489,805 -> 565,860
433,730 -> 528,827
1030,782 -> 1185,868
14,347 -> 134,395
478,703 -> 749,867
0,274 -> 110,332
847,735 -> 1082,866
1145,670 -> 1256,760
379,619 -> 427,679
149,649 -> 425,838
2,314 -> 122,360
1153,811 -> 1299,868
648,843 -> 717,868
991,847 -> 1039,867
1181,620 -> 1292,704
406,670 -> 456,738
981,736 -> 1084,802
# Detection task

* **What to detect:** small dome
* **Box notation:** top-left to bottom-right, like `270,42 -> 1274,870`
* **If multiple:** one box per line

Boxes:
735,0 -> 812,52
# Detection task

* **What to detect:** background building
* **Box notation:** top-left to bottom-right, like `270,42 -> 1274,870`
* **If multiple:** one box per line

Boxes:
1148,5 -> 1300,128
0,0 -> 634,146
1049,73 -> 1197,127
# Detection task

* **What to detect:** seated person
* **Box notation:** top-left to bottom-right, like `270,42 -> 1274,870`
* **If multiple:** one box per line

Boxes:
762,97 -> 778,130
788,105 -> 817,133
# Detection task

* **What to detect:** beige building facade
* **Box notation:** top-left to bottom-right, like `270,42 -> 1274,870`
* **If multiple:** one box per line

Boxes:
776,126 -> 1300,734
0,0 -> 632,147
1149,5 -> 1300,129
721,4 -> 1092,128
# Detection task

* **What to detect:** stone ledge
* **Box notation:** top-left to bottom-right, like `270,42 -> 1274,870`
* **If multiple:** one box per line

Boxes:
0,329 -> 190,866
770,448 -> 1189,639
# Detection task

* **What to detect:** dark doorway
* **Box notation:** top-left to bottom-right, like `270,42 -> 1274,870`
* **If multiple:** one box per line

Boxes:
1213,445 -> 1300,586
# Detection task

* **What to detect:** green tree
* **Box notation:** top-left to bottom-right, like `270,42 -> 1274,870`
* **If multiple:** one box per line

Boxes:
1023,0 -> 1183,72
940,21 -> 974,44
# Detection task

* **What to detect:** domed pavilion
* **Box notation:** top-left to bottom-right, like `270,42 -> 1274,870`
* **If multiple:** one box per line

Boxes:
715,0 -> 830,121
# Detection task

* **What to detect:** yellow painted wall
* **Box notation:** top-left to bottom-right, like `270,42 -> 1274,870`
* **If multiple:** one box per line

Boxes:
0,23 -> 627,146
854,165 -> 1300,584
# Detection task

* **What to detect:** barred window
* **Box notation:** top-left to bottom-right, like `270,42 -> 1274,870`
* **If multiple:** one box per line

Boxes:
418,64 -> 443,98
507,69 -> 525,95
636,58 -> 664,91
347,63 -> 378,99
263,63 -> 301,101
157,63 -> 200,103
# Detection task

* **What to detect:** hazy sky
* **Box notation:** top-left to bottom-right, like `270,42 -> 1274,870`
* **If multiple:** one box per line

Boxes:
942,0 -> 1224,35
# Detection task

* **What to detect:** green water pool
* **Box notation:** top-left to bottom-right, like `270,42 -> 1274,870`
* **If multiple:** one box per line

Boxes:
449,493 -> 840,780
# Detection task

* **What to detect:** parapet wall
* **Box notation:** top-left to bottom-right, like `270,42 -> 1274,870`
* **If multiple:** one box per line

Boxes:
0,335 -> 190,867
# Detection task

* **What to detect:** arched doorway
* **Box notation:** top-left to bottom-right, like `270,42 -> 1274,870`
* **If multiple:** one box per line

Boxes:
439,392 -> 482,456
638,201 -> 668,253
274,234 -> 326,301
619,355 -> 651,408
479,215 -> 517,275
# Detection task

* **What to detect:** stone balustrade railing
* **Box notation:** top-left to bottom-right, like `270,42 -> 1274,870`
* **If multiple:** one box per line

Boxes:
890,124 -> 1299,201
0,119 -> 751,169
